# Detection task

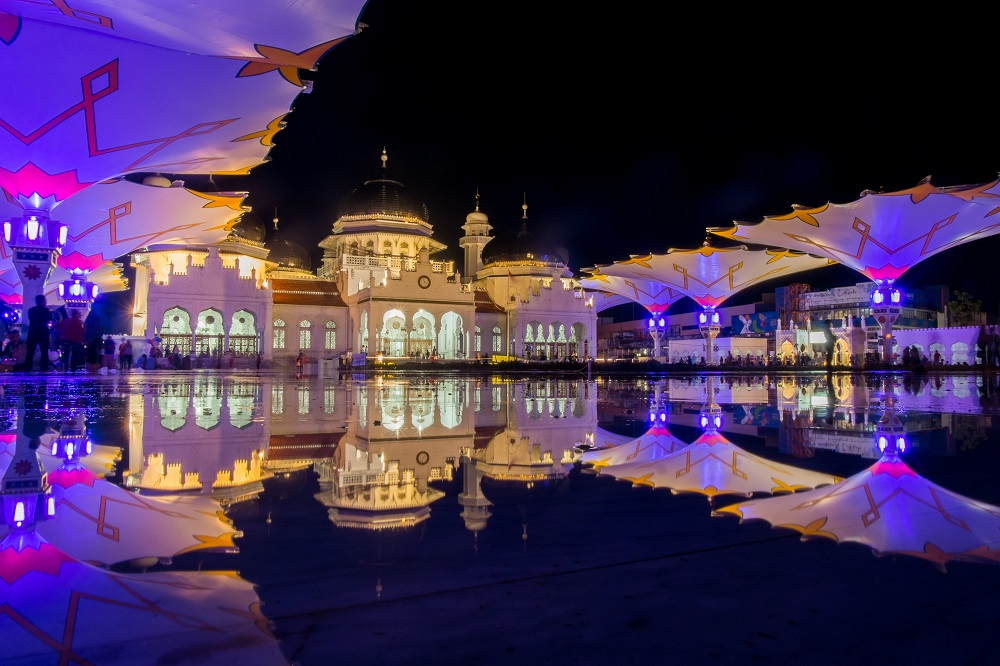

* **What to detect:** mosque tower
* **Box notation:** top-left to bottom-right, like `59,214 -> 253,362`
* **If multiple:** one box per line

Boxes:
458,190 -> 492,285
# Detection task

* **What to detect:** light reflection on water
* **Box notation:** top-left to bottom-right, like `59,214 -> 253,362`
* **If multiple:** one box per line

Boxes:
3,370 -> 1000,663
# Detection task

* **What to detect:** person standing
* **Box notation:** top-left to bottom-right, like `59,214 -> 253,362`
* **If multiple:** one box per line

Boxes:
20,294 -> 52,372
822,319 -> 836,372
56,309 -> 86,371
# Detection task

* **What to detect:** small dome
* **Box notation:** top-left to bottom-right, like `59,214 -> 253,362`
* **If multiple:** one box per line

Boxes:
336,149 -> 429,225
228,211 -> 267,244
481,200 -> 566,266
267,237 -> 312,272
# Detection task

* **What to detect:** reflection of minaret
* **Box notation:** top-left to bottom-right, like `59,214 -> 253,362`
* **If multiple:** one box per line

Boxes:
457,453 -> 492,551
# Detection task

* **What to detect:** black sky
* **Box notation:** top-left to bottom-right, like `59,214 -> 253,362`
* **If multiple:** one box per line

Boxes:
217,2 -> 1000,310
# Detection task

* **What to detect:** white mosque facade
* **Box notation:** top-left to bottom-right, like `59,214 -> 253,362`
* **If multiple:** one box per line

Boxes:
130,151 -> 597,367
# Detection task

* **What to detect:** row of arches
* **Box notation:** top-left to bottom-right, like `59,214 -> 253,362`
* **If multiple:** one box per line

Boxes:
159,306 -> 260,356
360,309 -> 466,359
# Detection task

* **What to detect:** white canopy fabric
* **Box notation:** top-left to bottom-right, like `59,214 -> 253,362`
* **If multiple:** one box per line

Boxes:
587,243 -> 831,310
710,177 -> 1000,286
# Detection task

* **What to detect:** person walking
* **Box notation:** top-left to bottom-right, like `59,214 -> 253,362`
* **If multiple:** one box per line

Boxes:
20,294 -> 52,372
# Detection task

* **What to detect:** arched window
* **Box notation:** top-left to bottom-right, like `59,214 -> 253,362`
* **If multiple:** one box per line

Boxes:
272,318 -> 286,350
299,319 -> 311,350
474,325 -> 482,353
324,321 -> 337,350
492,326 -> 502,353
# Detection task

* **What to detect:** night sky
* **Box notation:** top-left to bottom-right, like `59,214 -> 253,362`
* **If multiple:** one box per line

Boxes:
216,2 -> 1000,311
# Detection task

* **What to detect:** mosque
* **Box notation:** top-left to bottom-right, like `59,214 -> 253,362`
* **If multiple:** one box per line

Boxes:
129,150 -> 597,368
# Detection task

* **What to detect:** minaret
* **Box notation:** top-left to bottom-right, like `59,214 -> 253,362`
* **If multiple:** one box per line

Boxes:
459,190 -> 492,284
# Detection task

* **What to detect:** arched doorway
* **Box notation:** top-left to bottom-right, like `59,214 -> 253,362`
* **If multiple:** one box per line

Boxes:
380,309 -> 407,357
159,307 -> 192,355
195,308 -> 224,357
410,310 -> 435,358
438,311 -> 463,359
228,309 -> 258,355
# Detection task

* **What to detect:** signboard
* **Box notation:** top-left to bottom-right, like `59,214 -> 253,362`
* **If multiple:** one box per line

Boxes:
731,312 -> 778,335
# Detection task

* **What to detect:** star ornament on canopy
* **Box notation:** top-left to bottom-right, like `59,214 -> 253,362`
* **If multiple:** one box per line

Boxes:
0,0 -> 368,310
592,241 -> 831,364
709,176 -> 1000,362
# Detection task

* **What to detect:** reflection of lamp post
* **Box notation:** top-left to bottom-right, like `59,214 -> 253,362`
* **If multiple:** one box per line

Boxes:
1,426 -> 56,551
871,282 -> 901,364
3,209 -> 67,323
698,307 -> 721,365
874,379 -> 906,458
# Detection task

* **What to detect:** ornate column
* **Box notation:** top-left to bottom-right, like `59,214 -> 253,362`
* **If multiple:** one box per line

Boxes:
3,210 -> 67,323
870,282 -> 901,364
698,306 -> 721,365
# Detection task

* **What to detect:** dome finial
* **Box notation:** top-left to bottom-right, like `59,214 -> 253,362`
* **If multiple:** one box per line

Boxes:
522,192 -> 528,219
273,207 -> 279,231
381,147 -> 388,171
475,188 -> 480,212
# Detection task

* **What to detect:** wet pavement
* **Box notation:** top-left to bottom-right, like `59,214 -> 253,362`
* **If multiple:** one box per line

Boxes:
2,369 -> 999,665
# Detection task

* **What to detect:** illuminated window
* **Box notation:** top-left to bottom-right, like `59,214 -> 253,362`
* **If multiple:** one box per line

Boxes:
297,386 -> 309,415
492,326 -> 502,353
299,319 -> 311,350
324,321 -> 337,350
324,386 -> 336,413
273,318 -> 285,350
474,325 -> 482,353
271,385 -> 283,414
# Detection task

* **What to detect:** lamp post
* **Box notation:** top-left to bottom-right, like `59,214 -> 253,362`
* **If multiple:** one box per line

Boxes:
870,282 -> 901,364
1,426 -> 56,551
698,307 -> 721,365
3,209 -> 67,324
57,267 -> 99,321
647,315 -> 667,359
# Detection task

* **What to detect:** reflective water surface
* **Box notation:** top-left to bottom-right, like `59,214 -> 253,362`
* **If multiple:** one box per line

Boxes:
3,370 -> 1000,664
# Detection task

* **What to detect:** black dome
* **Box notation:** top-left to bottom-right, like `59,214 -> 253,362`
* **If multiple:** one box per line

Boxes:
481,214 -> 566,266
228,211 -> 267,244
337,177 -> 429,224
267,237 -> 312,272
337,149 -> 429,225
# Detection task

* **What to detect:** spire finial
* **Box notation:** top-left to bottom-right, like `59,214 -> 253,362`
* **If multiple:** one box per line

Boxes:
475,188 -> 480,212
381,147 -> 388,171
522,192 -> 528,219
273,207 -> 279,231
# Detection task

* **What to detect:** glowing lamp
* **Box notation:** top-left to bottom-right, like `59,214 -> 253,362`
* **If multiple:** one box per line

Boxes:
699,313 -> 707,325
890,289 -> 901,304
872,291 -> 884,304
13,500 -> 25,525
649,318 -> 655,328
658,318 -> 665,327
26,217 -> 39,240
47,496 -> 55,516
2,220 -> 10,243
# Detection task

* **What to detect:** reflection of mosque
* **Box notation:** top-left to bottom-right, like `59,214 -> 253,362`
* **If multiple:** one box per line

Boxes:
119,375 -> 597,530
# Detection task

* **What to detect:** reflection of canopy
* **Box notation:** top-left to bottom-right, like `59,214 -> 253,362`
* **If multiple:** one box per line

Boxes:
578,272 -> 686,316
710,177 -> 1000,285
585,242 -> 831,309
599,429 -> 842,500
715,454 -> 1000,570
0,533 -> 282,664
579,425 -> 689,470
